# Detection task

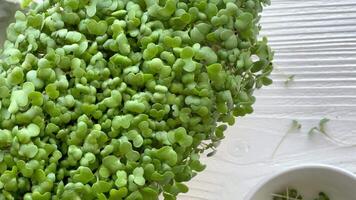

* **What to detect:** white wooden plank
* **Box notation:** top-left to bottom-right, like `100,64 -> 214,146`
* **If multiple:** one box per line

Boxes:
187,1 -> 356,200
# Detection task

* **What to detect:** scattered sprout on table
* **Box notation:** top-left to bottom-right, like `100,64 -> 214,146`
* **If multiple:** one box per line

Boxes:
309,118 -> 330,135
318,118 -> 330,134
271,120 -> 302,157
308,118 -> 356,146
284,75 -> 295,86
290,120 -> 302,131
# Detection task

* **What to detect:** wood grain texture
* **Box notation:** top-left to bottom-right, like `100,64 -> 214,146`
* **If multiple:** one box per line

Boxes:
185,1 -> 356,200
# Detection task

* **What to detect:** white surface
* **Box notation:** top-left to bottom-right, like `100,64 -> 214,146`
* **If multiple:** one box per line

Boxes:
245,164 -> 356,200
185,1 -> 356,200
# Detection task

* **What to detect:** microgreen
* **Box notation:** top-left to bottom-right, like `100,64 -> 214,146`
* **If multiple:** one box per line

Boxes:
284,75 -> 296,86
272,120 -> 302,157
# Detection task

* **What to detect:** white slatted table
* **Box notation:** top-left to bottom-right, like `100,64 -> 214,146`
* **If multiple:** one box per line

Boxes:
185,1 -> 356,199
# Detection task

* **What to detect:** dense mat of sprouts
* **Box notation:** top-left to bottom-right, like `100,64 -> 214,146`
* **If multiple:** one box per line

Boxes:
0,0 -> 272,199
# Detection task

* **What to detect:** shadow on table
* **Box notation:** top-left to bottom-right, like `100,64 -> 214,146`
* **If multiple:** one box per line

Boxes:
0,0 -> 19,46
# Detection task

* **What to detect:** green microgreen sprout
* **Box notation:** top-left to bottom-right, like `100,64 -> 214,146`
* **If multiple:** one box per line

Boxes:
284,75 -> 296,86
21,0 -> 33,9
308,118 -> 355,147
272,188 -> 303,200
271,120 -> 302,157
308,118 -> 330,135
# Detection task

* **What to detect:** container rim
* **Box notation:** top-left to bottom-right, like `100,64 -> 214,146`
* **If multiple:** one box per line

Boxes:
244,164 -> 356,200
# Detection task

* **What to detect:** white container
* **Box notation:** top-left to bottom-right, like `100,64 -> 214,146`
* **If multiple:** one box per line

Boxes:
245,164 -> 356,200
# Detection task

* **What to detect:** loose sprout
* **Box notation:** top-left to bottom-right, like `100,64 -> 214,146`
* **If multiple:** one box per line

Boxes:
0,0 -> 272,199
